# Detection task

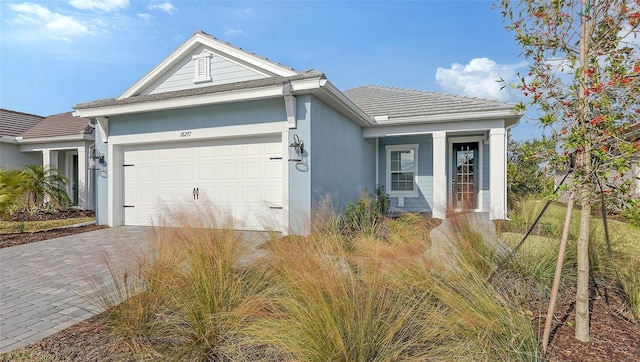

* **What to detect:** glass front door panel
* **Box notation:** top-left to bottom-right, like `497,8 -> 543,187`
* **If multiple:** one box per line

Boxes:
454,143 -> 478,209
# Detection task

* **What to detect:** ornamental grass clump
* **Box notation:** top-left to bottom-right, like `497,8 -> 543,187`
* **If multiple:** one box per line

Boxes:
256,231 -> 439,362
96,205 -> 281,361
423,215 -> 540,361
96,201 -> 544,360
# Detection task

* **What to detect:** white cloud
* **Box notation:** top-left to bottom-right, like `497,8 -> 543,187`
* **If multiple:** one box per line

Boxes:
224,28 -> 243,36
148,2 -> 176,14
69,0 -> 129,12
9,3 -> 91,40
435,57 -> 526,101
138,13 -> 153,20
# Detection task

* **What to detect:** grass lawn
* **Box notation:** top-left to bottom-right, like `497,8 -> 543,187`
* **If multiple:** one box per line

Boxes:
0,217 -> 95,234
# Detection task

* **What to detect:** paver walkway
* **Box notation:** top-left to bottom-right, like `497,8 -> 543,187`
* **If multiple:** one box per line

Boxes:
0,226 -> 152,352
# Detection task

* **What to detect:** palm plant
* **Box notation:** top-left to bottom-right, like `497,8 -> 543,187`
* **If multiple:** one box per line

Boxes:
0,168 -> 27,217
21,165 -> 70,211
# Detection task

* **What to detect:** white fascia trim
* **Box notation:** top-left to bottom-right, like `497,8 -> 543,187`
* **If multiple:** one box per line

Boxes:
374,110 -> 519,127
20,139 -> 93,152
119,33 -> 297,99
75,86 -> 285,118
16,134 -> 94,144
0,135 -> 18,144
195,34 -> 298,77
108,121 -> 288,145
364,119 -> 506,138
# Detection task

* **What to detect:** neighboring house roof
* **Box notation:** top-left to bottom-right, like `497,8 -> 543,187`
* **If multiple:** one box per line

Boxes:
0,109 -> 44,137
21,112 -> 94,139
344,85 -> 517,124
75,70 -> 324,110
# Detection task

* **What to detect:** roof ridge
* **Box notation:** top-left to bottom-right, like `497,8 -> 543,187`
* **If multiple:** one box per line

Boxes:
0,108 -> 45,119
45,111 -> 75,118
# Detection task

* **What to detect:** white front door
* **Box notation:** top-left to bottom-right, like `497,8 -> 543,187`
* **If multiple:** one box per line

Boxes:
122,135 -> 283,230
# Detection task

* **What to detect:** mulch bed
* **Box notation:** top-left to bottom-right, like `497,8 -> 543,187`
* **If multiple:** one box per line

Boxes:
538,283 -> 640,361
3,209 -> 96,222
0,224 -> 108,249
0,210 -> 107,249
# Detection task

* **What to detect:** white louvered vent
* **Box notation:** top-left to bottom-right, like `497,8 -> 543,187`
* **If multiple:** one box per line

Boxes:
192,51 -> 213,83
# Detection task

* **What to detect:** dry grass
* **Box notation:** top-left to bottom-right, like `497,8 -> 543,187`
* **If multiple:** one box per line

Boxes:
0,217 -> 95,234
91,202 -> 545,361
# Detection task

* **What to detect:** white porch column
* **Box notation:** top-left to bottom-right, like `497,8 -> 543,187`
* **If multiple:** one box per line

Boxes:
489,128 -> 507,220
42,150 -> 59,205
432,131 -> 447,219
77,146 -> 88,209
42,149 -> 59,171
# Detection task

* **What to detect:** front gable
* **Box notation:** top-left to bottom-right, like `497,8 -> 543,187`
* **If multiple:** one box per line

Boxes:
120,30 -> 298,99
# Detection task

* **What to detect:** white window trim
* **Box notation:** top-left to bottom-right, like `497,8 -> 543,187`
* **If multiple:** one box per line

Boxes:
192,51 -> 213,83
385,144 -> 419,198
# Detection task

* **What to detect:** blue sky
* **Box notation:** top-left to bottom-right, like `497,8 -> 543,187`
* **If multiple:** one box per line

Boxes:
0,0 -> 539,140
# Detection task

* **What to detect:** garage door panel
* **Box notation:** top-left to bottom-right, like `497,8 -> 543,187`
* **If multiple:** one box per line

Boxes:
123,135 -> 283,230
177,165 -> 194,181
199,163 -> 215,180
242,162 -> 261,179
219,163 -> 236,179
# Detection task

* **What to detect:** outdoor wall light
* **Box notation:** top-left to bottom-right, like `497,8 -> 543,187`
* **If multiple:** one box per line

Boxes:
288,134 -> 304,162
88,148 -> 105,170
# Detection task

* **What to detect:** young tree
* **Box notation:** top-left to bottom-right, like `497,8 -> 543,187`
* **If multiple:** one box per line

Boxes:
21,165 -> 70,211
497,0 -> 640,341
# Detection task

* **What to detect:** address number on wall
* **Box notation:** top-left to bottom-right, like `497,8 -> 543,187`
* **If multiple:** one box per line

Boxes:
180,131 -> 192,138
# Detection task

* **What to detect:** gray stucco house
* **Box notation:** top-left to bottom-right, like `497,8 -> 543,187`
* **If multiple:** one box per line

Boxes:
73,30 -> 521,234
0,109 -> 95,210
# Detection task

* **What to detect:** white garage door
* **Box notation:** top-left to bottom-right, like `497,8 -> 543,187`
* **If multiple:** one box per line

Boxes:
122,135 -> 283,230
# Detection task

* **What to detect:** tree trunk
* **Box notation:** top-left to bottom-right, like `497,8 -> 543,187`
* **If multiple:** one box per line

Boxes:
575,150 -> 591,342
542,186 -> 576,353
575,0 -> 592,342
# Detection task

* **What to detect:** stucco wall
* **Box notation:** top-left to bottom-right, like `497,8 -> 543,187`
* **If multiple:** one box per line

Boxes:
310,96 -> 376,213
94,132 -> 109,224
109,98 -> 286,136
0,143 -> 41,169
287,95 -> 312,233
378,135 -> 433,214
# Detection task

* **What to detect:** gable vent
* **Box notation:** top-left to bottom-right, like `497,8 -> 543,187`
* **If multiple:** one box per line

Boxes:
192,51 -> 213,83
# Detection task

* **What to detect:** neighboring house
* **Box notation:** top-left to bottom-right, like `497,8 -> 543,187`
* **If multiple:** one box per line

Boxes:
0,109 -> 43,169
0,109 -> 95,210
73,30 -> 521,234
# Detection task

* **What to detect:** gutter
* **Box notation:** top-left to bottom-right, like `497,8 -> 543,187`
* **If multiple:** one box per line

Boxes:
0,135 -> 19,144
373,109 -> 522,127
73,76 -> 375,129
16,134 -> 95,144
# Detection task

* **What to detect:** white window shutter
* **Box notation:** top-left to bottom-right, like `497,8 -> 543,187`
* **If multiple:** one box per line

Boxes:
193,52 -> 212,83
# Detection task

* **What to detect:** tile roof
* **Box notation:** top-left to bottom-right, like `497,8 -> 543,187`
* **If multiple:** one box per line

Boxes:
343,85 -> 515,121
75,70 -> 324,110
21,112 -> 94,139
0,109 -> 44,137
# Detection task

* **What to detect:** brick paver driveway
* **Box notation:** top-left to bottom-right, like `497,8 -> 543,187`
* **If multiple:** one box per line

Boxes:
0,226 -> 152,352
